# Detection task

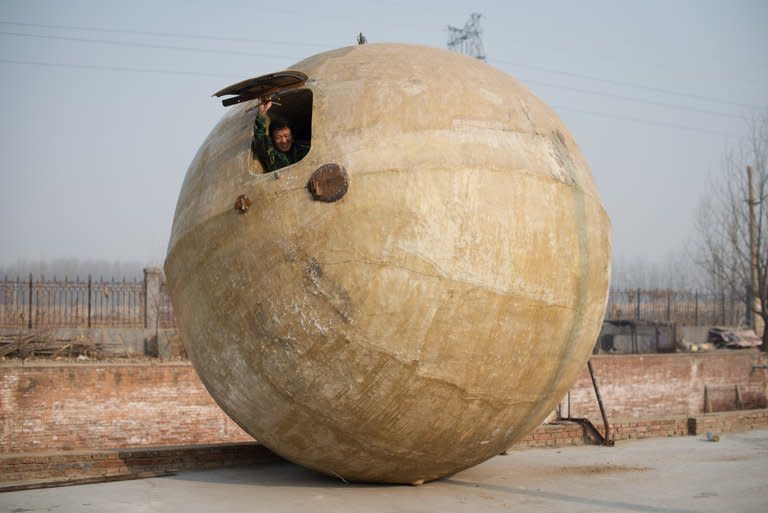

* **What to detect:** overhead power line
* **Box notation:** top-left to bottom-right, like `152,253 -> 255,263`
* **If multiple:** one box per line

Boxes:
2,18 -> 760,113
0,57 -> 740,139
493,58 -> 762,110
554,105 -> 738,138
0,19 -> 333,49
0,57 -> 237,79
0,31 -> 301,60
0,42 -> 742,119
526,79 -> 748,120
0,20 -> 758,136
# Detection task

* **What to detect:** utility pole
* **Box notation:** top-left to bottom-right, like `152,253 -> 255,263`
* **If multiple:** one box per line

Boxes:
447,13 -> 486,61
747,165 -> 764,342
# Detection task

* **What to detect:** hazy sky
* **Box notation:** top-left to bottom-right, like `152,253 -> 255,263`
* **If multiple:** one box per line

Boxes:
0,0 -> 766,269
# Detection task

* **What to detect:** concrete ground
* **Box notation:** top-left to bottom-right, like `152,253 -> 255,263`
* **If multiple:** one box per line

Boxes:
2,430 -> 767,513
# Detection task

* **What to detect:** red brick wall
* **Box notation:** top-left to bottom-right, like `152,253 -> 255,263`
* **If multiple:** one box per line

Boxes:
0,362 -> 252,453
2,352 -> 767,454
566,351 -> 768,421
1,444 -> 280,486
689,409 -> 768,435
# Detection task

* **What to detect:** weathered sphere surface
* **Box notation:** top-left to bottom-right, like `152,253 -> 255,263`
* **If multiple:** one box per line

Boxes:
165,44 -> 611,484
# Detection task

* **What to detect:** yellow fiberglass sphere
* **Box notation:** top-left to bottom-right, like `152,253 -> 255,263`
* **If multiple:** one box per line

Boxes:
165,43 -> 611,484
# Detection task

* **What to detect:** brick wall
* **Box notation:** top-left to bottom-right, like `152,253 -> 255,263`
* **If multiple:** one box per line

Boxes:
688,409 -> 768,435
0,362 -> 252,453
566,351 -> 768,421
1,443 -> 280,488
2,352 -> 767,455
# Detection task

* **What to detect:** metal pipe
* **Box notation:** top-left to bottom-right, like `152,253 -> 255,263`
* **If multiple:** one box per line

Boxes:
588,359 -> 613,446
562,360 -> 614,447
27,273 -> 33,330
87,275 -> 92,328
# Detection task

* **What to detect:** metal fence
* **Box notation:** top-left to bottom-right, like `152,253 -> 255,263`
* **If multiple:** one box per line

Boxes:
158,279 -> 176,329
606,288 -> 747,326
0,275 -> 749,330
0,274 -> 176,329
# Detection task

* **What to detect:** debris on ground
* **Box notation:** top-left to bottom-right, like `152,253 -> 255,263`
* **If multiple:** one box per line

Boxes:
680,339 -> 716,352
0,330 -> 103,359
707,327 -> 762,349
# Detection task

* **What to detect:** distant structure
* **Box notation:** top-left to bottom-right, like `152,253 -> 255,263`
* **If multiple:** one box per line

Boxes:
357,32 -> 367,45
447,12 -> 486,61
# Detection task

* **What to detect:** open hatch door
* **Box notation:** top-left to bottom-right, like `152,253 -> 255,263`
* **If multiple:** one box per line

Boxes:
213,71 -> 308,107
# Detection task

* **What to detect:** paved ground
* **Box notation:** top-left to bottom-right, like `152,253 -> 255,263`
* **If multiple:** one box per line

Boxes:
2,430 -> 767,513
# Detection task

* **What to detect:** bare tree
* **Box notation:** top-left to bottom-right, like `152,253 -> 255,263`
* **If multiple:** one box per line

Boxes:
694,113 -> 768,349
0,258 -> 147,280
611,248 -> 701,291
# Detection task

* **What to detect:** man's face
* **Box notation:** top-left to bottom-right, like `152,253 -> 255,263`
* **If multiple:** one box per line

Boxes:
272,127 -> 293,153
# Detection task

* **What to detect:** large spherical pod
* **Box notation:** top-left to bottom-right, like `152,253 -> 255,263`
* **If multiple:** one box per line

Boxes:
164,43 -> 611,484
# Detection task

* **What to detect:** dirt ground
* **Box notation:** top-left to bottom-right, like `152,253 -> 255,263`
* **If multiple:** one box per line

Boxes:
2,430 -> 767,513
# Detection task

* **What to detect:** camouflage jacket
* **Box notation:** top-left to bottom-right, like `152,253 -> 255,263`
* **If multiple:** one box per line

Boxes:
251,115 -> 310,172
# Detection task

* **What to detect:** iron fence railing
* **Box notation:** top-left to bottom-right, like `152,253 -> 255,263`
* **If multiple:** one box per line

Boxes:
606,288 -> 747,326
158,280 -> 176,329
0,275 -> 749,330
0,273 -> 177,329
0,275 -> 144,328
